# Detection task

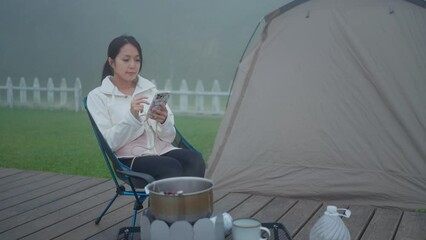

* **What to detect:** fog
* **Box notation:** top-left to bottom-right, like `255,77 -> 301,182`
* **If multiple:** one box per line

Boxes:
0,0 -> 288,95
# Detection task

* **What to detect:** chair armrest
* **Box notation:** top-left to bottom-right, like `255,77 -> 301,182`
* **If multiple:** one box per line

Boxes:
116,169 -> 155,184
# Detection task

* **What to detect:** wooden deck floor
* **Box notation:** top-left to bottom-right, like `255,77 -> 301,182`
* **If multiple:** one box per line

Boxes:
0,168 -> 425,240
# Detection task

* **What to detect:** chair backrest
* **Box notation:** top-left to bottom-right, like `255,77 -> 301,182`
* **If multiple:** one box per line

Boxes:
173,128 -> 200,154
82,96 -> 201,187
83,97 -> 129,188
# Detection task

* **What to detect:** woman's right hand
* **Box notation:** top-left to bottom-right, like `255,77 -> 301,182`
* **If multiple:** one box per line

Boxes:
131,95 -> 149,119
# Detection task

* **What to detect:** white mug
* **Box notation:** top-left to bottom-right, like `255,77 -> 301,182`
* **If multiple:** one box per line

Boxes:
232,218 -> 271,240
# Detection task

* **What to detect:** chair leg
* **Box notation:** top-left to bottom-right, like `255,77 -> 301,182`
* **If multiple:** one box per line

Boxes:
127,209 -> 138,240
95,192 -> 119,225
129,196 -> 145,239
131,209 -> 138,227
131,198 -> 143,227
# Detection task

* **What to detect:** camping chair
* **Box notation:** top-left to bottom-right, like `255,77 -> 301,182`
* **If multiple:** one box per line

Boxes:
82,97 -> 200,228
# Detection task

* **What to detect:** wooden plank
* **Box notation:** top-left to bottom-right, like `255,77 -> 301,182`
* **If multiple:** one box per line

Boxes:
4,188 -> 134,240
0,168 -> 13,174
22,201 -> 135,240
360,208 -> 403,240
212,193 -> 251,216
54,202 -> 138,240
0,175 -> 87,212
394,211 -> 426,240
0,168 -> 23,178
0,169 -> 36,182
0,171 -> 39,188
87,216 -> 137,240
228,195 -> 273,219
1,170 -> 425,240
0,168 -> 12,176
0,187 -> 118,239
0,171 -> 58,193
277,199 -> 322,237
0,172 -> 67,201
0,180 -> 113,233
345,205 -> 375,240
213,190 -> 228,202
0,177 -> 104,221
252,197 -> 297,223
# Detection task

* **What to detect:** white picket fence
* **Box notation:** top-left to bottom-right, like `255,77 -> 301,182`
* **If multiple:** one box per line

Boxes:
0,77 -> 230,115
0,77 -> 82,112
152,78 -> 230,115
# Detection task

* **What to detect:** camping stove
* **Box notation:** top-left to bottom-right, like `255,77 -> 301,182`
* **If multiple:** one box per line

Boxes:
140,209 -> 230,240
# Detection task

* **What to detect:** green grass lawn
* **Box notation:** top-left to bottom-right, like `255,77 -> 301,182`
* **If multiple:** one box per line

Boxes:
0,108 -> 222,178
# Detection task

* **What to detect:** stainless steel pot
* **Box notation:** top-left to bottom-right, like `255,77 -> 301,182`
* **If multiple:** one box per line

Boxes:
145,177 -> 214,224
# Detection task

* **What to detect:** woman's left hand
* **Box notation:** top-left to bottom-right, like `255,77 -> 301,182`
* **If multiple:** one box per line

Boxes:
149,103 -> 168,124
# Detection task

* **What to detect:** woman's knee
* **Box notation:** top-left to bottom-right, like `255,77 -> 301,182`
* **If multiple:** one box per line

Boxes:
158,159 -> 183,179
163,149 -> 206,177
187,152 -> 206,177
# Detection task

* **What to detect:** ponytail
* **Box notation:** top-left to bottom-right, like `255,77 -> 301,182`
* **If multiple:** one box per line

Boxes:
101,60 -> 113,81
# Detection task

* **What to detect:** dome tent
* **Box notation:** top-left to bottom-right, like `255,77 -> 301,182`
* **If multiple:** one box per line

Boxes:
206,0 -> 426,209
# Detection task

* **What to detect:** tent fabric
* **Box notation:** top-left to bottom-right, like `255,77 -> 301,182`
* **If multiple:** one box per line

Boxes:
206,0 -> 426,209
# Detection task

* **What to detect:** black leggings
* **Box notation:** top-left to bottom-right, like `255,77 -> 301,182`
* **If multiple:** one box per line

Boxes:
119,149 -> 205,180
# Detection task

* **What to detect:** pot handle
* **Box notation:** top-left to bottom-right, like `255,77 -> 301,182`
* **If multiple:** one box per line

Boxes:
144,186 -> 150,194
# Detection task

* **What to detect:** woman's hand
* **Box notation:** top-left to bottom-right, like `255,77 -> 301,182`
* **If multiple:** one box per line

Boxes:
149,102 -> 168,124
131,95 -> 149,119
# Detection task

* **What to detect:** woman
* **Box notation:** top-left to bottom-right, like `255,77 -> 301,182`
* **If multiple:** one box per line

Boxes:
87,35 -> 205,180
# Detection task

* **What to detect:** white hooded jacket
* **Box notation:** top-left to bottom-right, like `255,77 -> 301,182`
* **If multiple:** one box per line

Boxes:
87,75 -> 177,157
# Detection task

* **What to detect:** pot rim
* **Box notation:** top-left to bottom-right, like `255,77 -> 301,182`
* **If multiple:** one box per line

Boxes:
145,176 -> 214,196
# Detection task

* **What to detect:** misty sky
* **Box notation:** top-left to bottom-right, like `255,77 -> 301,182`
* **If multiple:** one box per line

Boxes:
0,0 -> 290,95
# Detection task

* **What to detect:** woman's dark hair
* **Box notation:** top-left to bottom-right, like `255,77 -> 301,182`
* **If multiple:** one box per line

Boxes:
101,35 -> 143,80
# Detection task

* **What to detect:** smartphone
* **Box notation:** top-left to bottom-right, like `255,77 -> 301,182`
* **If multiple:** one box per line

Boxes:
148,91 -> 170,113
